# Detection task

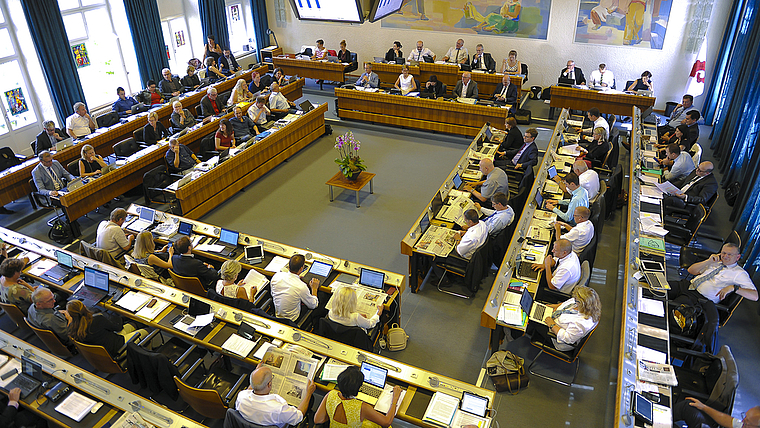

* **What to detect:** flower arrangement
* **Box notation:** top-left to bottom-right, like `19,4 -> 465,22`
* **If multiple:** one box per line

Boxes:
334,131 -> 366,179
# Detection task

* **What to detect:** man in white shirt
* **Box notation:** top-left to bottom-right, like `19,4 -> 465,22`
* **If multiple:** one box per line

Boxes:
453,72 -> 479,99
454,209 -> 488,260
443,39 -> 468,64
66,102 -> 96,139
268,83 -> 294,116
555,207 -> 594,254
248,95 -> 270,125
407,40 -> 435,62
475,192 -> 514,236
531,239 -> 581,292
96,208 -> 133,256
271,254 -> 319,322
589,63 -> 614,88
572,160 -> 600,201
578,107 -> 609,141
674,397 -> 759,428
236,365 -> 316,428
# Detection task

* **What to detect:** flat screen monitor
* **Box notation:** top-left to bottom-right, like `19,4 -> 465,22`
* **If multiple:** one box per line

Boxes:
430,191 -> 444,215
84,267 -> 110,291
220,228 -> 239,246
368,0 -> 405,22
419,212 -> 430,232
55,250 -> 73,268
452,173 -> 463,189
359,268 -> 385,289
288,0 -> 364,23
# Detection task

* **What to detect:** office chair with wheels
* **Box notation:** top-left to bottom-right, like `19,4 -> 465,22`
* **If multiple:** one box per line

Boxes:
509,186 -> 529,220
24,317 -> 73,357
113,137 -> 146,159
224,409 -> 279,428
434,237 -> 491,299
67,160 -> 80,177
199,133 -> 220,160
169,269 -> 207,297
174,359 -> 248,420
0,302 -> 32,338
317,317 -> 376,352
520,63 -> 528,83
490,221 -> 518,267
142,165 -> 178,211
604,165 -> 623,220
74,332 -> 142,375
527,323 -> 597,386
671,345 -> 737,416
28,178 -> 67,226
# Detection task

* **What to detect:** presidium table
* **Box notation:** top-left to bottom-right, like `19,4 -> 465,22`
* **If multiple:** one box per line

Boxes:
549,85 -> 656,119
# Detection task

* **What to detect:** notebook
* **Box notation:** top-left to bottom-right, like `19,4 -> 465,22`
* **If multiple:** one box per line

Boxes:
126,207 -> 156,233
525,290 -> 555,325
43,250 -> 75,282
245,245 -> 264,264
3,357 -> 44,399
359,268 -> 385,290
357,362 -> 388,406
170,221 -> 194,243
70,266 -> 110,308
302,260 -> 333,284
212,228 -> 239,257
55,138 -> 74,151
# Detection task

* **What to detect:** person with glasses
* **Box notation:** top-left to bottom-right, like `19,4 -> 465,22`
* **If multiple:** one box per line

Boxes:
31,150 -> 75,200
662,161 -> 718,215
35,120 -> 69,155
28,287 -> 73,346
675,397 -> 759,428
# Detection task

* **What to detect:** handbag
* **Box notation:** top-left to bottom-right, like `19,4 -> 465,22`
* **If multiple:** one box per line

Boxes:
386,323 -> 408,351
486,351 -> 529,394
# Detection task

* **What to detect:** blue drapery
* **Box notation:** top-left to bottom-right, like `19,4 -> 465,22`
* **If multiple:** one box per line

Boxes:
21,0 -> 86,125
250,0 -> 268,54
124,0 -> 169,85
199,0 -> 230,51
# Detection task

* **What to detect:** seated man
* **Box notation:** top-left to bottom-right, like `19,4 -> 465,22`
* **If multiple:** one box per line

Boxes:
588,63 -> 614,88
200,87 -> 223,117
453,72 -> 478,98
96,208 -> 134,256
268,83 -> 295,118
165,137 -> 200,173
682,110 -> 701,147
66,102 -> 96,139
471,44 -> 495,72
674,397 -> 759,428
660,143 -> 695,182
248,95 -> 271,127
475,192 -> 514,236
501,127 -> 538,171
171,236 -> 220,290
31,151 -> 74,203
407,40 -> 435,62
271,254 -> 319,323
421,75 -> 445,97
662,161 -> 717,214
531,239 -> 581,292
442,38 -> 469,64
570,160 -> 600,201
578,107 -> 609,141
463,158 -> 508,208
219,49 -> 241,75
492,75 -> 517,110
28,287 -> 72,346
452,209 -> 487,259
355,62 -> 379,89
230,105 -> 257,141
658,94 -> 696,137
554,206 -> 594,255
559,60 -> 586,85
158,68 -> 184,99
236,365 -> 316,428
546,172 -> 589,225
35,121 -> 69,154
112,87 -> 138,117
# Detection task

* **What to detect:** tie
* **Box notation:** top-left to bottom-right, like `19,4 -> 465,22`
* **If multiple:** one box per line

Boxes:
599,72 -> 604,85
681,175 -> 701,193
47,166 -> 62,190
500,86 -> 507,98
689,265 -> 725,290
512,143 -> 528,165
455,48 -> 460,63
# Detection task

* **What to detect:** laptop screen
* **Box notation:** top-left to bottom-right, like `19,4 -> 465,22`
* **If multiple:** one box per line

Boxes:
534,189 -> 544,208
452,173 -> 462,189
460,391 -> 489,418
419,212 -> 430,232
220,228 -> 239,246
430,191 -> 444,214
21,356 -> 43,381
245,245 -> 263,260
139,207 -> 155,223
178,221 -> 193,236
84,267 -> 110,291
188,297 -> 211,317
56,250 -> 73,268
519,289 -> 533,314
308,260 -> 333,277
484,127 -> 493,142
359,268 -> 385,289
547,165 -> 557,179
360,362 -> 388,388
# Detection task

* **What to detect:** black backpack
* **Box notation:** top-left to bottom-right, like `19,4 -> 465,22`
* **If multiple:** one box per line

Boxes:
48,218 -> 73,244
671,302 -> 702,337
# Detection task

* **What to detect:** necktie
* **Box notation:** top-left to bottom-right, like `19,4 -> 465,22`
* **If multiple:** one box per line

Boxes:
599,72 -> 604,85
47,166 -> 62,190
455,48 -> 460,63
681,175 -> 701,193
500,86 -> 507,98
512,143 -> 528,165
689,265 -> 725,290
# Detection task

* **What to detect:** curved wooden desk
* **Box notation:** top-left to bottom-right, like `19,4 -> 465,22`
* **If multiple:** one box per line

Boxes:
548,85 -> 655,118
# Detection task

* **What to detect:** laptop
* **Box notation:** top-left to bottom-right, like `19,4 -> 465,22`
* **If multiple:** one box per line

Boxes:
419,212 -> 430,233
244,245 -> 264,264
213,228 -> 239,257
299,100 -> 315,112
325,56 -> 339,63
642,156 -> 660,170
357,362 -> 388,406
302,260 -> 333,285
55,138 -> 74,151
3,357 -> 44,399
460,391 -> 490,418
126,207 -> 156,233
394,57 -> 405,65
359,268 -> 385,290
67,177 -> 85,191
452,172 -> 465,190
70,266 -> 110,308
43,250 -> 75,282
523,291 -> 555,325
170,221 -> 194,243
173,297 -> 212,335
515,259 -> 540,282
558,76 -> 575,86
422,55 -> 435,63
641,260 -> 669,290
373,56 -> 385,63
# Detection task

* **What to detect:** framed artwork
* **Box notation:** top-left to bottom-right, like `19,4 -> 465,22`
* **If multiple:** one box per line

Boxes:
175,30 -> 186,47
231,5 -> 241,21
574,0 -> 673,49
71,43 -> 90,68
4,88 -> 28,115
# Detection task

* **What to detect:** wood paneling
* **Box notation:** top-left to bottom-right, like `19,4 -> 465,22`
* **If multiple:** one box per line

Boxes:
549,85 -> 655,116
272,57 -> 347,82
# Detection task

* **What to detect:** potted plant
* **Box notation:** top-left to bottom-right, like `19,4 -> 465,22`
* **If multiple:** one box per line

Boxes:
334,131 -> 366,180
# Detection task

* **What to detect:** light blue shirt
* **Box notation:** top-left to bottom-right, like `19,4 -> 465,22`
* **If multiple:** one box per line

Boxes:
480,205 -> 515,236
356,72 -> 379,88
553,186 -> 589,225
663,152 -> 695,182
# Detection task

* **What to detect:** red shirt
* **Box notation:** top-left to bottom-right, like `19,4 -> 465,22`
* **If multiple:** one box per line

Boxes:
150,91 -> 162,105
215,130 -> 234,147
211,99 -> 220,114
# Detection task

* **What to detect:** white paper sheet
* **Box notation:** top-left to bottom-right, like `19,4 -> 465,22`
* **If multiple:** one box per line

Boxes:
222,334 -> 257,357
265,256 -> 290,273
115,291 -> 152,312
639,298 -> 665,317
638,345 -> 667,364
195,243 -> 225,253
188,313 -> 214,328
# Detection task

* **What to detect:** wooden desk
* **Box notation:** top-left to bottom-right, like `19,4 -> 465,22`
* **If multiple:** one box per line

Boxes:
549,85 -> 655,118
326,171 -> 375,208
468,72 -> 523,100
369,62 -> 420,88
335,88 -> 507,137
272,56 -> 347,83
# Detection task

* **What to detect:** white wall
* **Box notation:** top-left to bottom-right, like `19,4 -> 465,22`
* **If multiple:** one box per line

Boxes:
265,0 -> 731,110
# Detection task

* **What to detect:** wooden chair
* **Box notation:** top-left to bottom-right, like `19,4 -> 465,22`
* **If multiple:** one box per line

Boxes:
169,270 -> 207,297
174,360 -> 248,420
24,318 -> 73,357
0,302 -> 32,337
74,334 -> 140,374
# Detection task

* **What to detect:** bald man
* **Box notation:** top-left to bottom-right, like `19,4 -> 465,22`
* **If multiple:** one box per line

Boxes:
662,161 -> 718,214
236,366 -> 316,427
555,207 -> 594,255
454,72 -> 478,98
464,158 -> 509,208
531,239 -> 581,292
675,398 -> 759,428
571,160 -> 600,201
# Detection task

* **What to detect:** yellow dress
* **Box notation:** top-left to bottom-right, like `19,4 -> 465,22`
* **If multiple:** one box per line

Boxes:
325,390 -> 381,428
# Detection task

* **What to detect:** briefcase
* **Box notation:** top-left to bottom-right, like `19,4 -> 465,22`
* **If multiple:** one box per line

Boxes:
486,350 -> 529,394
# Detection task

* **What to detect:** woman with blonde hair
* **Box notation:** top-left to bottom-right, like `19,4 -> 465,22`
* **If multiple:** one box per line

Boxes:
131,231 -> 173,277
66,300 -> 150,358
215,259 -> 260,301
538,285 -> 601,351
229,78 -> 253,105
580,127 -> 611,168
328,287 -> 382,332
144,111 -> 170,145
78,144 -> 110,177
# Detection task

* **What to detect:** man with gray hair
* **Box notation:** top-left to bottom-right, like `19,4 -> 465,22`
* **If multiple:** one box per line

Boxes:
31,151 -> 74,199
66,102 -> 96,138
96,208 -> 133,256
200,86 -> 222,117
235,365 -> 316,427
28,287 -> 72,346
35,120 -> 69,155
443,38 -> 469,64
159,68 -> 183,98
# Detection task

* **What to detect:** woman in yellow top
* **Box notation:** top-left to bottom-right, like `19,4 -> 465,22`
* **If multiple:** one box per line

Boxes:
315,366 -> 401,428
229,79 -> 254,105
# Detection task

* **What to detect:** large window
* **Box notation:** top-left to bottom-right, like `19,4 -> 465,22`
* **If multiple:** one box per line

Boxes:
162,17 -> 195,75
226,3 -> 250,52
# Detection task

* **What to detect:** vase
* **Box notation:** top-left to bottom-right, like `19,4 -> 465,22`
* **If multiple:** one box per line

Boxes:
346,171 -> 361,181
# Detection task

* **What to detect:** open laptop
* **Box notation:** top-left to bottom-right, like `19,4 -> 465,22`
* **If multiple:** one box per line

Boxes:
3,357 -> 44,399
325,56 -> 339,63
70,266 -> 110,308
173,297 -> 212,336
357,362 -> 388,406
422,55 -> 435,63
394,57 -> 405,65
558,76 -> 575,86
642,156 -> 660,170
640,260 -> 669,290
373,56 -> 385,63
213,228 -> 239,257
43,250 -> 75,282
522,291 -> 555,325
452,172 -> 465,190
244,245 -> 264,264
299,100 -> 315,112
126,207 -> 156,233
302,260 -> 333,285
55,137 -> 74,151
515,259 -> 540,282
359,268 -> 385,291
170,221 -> 194,243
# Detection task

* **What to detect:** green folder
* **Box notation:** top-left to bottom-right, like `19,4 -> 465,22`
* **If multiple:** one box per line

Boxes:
640,236 -> 666,253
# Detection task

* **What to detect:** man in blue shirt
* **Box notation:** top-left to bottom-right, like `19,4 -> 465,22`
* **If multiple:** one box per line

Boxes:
111,87 -> 137,117
355,63 -> 379,88
165,138 -> 200,173
475,192 -> 514,236
546,172 -> 589,225
660,143 -> 695,182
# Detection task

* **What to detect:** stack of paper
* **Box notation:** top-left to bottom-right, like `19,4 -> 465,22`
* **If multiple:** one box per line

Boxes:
422,392 -> 459,428
222,334 -> 258,357
55,391 -> 97,422
265,256 -> 290,273
637,360 -> 678,386
115,291 -> 152,312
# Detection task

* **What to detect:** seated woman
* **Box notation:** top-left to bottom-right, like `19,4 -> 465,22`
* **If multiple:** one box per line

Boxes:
229,79 -> 253,105
271,68 -> 288,87
658,124 -> 690,153
143,111 -> 171,145
328,287 -> 382,333
131,231 -> 173,279
66,300 -> 150,358
181,66 -> 201,91
421,75 -> 445,97
78,144 -> 111,177
170,101 -> 196,130
248,71 -> 267,94
0,258 -> 36,314
497,117 -> 523,156
315,366 -> 401,428
394,65 -> 417,95
627,70 -> 653,92
215,260 -> 259,301
311,39 -> 327,60
215,119 -> 236,150
579,127 -> 611,168
385,41 -> 403,62
501,50 -> 522,75
533,286 -> 601,351
204,57 -> 226,83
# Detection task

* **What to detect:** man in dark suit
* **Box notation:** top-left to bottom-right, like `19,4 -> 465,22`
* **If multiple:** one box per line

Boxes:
492,75 -> 518,112
35,121 -> 69,155
158,68 -> 184,99
500,127 -> 539,171
200,87 -> 223,117
559,60 -> 586,85
170,236 -> 220,290
471,43 -> 495,72
219,49 -> 241,75
662,161 -> 717,214
453,72 -> 478,98
682,110 -> 701,147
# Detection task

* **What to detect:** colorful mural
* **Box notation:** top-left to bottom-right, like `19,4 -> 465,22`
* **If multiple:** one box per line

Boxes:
4,88 -> 27,116
71,43 -> 90,68
574,0 -> 673,49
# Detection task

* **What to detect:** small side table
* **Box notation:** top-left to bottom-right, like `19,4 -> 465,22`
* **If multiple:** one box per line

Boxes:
326,171 -> 375,208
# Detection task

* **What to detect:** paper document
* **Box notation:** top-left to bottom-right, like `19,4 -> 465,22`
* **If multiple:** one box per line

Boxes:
498,304 -> 526,327
414,225 -> 458,257
638,345 -> 667,364
189,313 -> 214,328
451,408 -> 491,428
30,259 -> 56,276
261,347 -> 320,406
253,342 -> 277,360
265,256 -> 290,273
196,243 -> 225,253
136,299 -> 170,321
321,363 -> 351,382
422,392 -> 459,427
655,181 -> 680,194
115,291 -> 152,312
375,386 -> 407,414
638,324 -> 669,341
639,174 -> 659,185
653,404 -> 673,428
222,334 -> 258,357
640,186 -> 663,199
558,144 -> 581,156
55,391 -> 97,422
637,360 -> 678,386
639,298 -> 665,317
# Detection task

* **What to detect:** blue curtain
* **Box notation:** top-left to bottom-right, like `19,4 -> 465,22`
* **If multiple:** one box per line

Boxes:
250,0 -> 269,54
199,0 -> 230,50
21,0 -> 86,125
124,0 -> 169,85
702,0 -> 744,125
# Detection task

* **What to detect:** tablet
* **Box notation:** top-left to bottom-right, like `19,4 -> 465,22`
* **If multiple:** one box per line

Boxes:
641,260 -> 664,272
547,165 -> 557,179
460,391 -> 489,418
632,392 -> 653,425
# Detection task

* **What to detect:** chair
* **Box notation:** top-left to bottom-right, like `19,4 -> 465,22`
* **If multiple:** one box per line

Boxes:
604,135 -> 619,169
0,147 -> 23,172
590,180 -> 606,205
113,137 -> 144,159
199,133 -> 219,160
317,317 -> 374,352
345,52 -> 358,73
67,160 -> 80,177
224,409 -> 279,428
604,165 -> 623,220
520,63 -> 528,83
0,302 -> 32,337
96,111 -> 119,128
679,231 -> 741,273
672,345 -> 738,416
664,204 -> 707,246
527,323 -> 597,386
490,220 -> 518,267
174,360 -> 248,420
195,104 -> 204,119
133,127 -> 145,143
434,237 -> 491,299
625,80 -> 634,91
142,165 -> 178,209
509,186 -> 529,220
28,178 -> 67,226
24,317 -> 73,357
74,333 -> 142,374
80,240 -> 125,269
169,269 -> 207,297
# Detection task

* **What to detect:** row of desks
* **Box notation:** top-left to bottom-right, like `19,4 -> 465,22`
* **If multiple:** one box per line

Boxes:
549,85 -> 656,118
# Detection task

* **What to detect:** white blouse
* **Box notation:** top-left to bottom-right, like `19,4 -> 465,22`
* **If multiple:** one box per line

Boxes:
398,74 -> 414,92
328,310 -> 379,333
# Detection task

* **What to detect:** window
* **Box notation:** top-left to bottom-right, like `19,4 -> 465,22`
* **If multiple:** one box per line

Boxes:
162,17 -> 195,74
226,2 -> 254,53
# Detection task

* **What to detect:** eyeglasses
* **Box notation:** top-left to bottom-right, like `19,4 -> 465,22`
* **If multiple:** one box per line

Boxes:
741,412 -> 760,427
